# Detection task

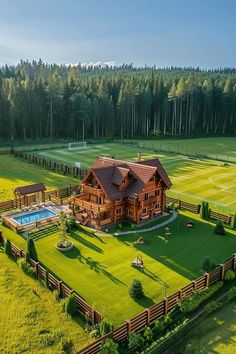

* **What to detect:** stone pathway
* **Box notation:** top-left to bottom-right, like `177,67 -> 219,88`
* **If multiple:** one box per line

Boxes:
114,211 -> 178,236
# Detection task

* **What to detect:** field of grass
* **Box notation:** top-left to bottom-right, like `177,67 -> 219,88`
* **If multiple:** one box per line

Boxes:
133,137 -> 236,159
0,155 -> 77,202
183,301 -> 236,353
30,142 -> 236,213
0,250 -> 92,353
2,211 -> 236,326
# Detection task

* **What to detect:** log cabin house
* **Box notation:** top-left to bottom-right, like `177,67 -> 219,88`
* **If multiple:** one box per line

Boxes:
70,156 -> 172,228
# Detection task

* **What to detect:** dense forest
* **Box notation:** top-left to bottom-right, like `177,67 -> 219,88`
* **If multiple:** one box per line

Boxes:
0,60 -> 236,140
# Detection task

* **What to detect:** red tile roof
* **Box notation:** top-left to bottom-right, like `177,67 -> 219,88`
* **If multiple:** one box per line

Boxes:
83,157 -> 172,201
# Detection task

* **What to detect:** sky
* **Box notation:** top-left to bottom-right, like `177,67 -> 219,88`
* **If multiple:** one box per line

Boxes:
0,0 -> 235,68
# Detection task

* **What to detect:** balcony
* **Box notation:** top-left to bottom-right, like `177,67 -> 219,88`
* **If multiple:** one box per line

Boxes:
82,184 -> 104,196
141,196 -> 159,207
73,195 -> 112,213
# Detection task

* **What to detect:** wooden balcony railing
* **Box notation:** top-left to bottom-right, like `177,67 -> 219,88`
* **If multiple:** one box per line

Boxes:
141,196 -> 159,207
74,198 -> 112,213
82,184 -> 104,196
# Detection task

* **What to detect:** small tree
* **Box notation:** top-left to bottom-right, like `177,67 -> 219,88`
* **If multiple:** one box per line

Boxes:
205,202 -> 209,219
27,238 -> 38,261
4,239 -> 12,256
65,293 -> 77,316
25,252 -> 30,264
231,214 -> 236,229
214,221 -> 225,235
224,270 -> 235,281
202,257 -> 211,272
128,332 -> 144,351
143,326 -> 153,343
200,201 -> 205,219
59,212 -> 69,246
129,279 -> 144,299
100,338 -> 118,354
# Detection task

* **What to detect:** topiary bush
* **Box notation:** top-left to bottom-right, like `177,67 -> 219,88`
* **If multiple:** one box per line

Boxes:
214,221 -> 225,235
224,270 -> 235,281
154,319 -> 164,334
231,214 -> 236,229
64,293 -> 77,316
27,237 -> 38,261
129,279 -> 144,299
100,338 -> 118,354
202,257 -> 211,272
4,239 -> 12,256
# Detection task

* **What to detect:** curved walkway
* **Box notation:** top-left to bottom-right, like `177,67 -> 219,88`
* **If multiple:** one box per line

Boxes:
115,210 -> 178,236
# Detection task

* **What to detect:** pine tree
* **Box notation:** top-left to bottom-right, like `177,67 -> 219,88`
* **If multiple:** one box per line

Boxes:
4,239 -> 12,256
214,221 -> 225,235
65,293 -> 77,316
231,214 -> 236,229
129,279 -> 144,299
27,238 -> 38,261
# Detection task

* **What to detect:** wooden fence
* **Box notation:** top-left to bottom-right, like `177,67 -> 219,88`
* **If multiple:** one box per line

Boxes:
166,196 -> 231,223
0,184 -> 79,214
13,150 -> 88,178
4,239 -> 102,325
76,253 -> 236,354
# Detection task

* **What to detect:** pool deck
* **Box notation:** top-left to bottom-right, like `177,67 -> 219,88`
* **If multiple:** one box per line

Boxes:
2,204 -> 72,232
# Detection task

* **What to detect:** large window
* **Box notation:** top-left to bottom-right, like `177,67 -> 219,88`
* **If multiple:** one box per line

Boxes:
116,208 -> 122,214
142,208 -> 147,214
128,210 -> 133,217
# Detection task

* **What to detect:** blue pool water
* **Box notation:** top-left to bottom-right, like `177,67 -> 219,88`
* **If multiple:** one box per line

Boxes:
13,208 -> 56,225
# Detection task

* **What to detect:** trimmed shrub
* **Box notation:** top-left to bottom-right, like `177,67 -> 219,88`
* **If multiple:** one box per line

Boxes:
27,237 -> 38,261
205,202 -> 209,219
163,314 -> 173,328
129,279 -> 144,299
4,239 -> 12,256
224,270 -> 235,281
17,257 -> 36,277
128,332 -> 144,351
100,338 -> 118,354
99,320 -> 114,337
64,293 -> 77,316
25,252 -> 30,264
231,214 -> 236,229
214,221 -> 225,235
200,201 -> 206,219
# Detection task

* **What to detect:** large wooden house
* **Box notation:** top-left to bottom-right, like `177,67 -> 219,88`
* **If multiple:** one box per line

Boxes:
70,156 -> 172,228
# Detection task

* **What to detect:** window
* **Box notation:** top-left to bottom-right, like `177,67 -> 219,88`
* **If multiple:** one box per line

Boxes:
142,208 -> 147,214
150,175 -> 155,182
155,203 -> 160,209
155,190 -> 160,196
122,179 -> 126,184
128,210 -> 133,217
144,193 -> 148,200
116,208 -> 122,214
116,198 -> 122,202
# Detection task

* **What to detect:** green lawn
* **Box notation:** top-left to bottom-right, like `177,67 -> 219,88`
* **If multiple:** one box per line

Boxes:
0,155 -> 77,201
0,250 -> 92,353
31,142 -> 236,213
183,301 -> 236,353
2,211 -> 236,326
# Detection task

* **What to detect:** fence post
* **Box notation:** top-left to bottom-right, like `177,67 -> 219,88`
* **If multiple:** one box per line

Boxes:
126,320 -> 131,333
58,280 -> 62,297
164,297 -> 168,314
192,280 -> 196,291
178,289 -> 182,300
219,263 -> 225,281
146,308 -> 151,326
35,262 -> 39,277
233,254 -> 236,271
91,309 -> 96,325
205,272 -> 210,288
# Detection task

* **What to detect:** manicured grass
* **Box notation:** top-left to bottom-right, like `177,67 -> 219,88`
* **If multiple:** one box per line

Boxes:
2,211 -> 236,326
183,301 -> 236,353
31,142 -> 236,213
0,155 -> 77,201
134,137 -> 236,159
0,250 -> 92,353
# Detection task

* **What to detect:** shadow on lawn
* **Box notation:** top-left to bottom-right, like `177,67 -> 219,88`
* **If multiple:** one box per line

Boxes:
117,215 -> 229,281
63,246 -> 81,259
70,231 -> 103,253
134,295 -> 155,308
78,254 -> 125,286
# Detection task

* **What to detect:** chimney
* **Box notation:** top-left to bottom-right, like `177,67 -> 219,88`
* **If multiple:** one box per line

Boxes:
137,152 -> 141,162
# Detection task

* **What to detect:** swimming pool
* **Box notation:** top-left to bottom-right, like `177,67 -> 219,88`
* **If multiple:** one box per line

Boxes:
13,208 -> 56,225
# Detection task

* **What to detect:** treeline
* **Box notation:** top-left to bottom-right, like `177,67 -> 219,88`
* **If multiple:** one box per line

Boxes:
0,60 -> 236,140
